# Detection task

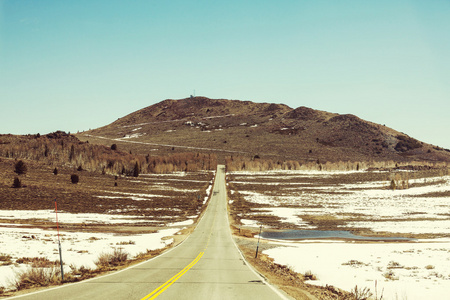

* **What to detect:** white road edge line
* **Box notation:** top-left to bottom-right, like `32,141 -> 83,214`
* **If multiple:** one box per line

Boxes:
8,171 -> 218,299
221,167 -> 292,300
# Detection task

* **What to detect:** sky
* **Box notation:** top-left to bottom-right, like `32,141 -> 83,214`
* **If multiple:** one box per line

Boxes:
1,0 -> 449,149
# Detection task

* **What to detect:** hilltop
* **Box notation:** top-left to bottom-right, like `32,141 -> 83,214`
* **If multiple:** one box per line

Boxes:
79,97 -> 450,163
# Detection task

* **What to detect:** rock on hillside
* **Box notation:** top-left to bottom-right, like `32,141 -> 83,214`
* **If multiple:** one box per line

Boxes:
82,97 -> 450,163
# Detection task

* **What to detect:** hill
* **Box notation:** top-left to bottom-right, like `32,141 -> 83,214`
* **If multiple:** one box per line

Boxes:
79,97 -> 450,164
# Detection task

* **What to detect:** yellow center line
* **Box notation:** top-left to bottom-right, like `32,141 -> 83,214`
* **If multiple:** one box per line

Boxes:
141,252 -> 204,300
141,188 -> 219,299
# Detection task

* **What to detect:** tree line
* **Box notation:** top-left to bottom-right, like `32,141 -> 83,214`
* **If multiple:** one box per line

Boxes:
225,155 -> 449,172
0,132 -> 217,175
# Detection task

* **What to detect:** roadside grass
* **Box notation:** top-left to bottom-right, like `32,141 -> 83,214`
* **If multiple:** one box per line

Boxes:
11,248 -> 132,291
13,266 -> 61,290
95,248 -> 128,269
15,257 -> 59,268
349,285 -> 373,300
5,235 -> 181,295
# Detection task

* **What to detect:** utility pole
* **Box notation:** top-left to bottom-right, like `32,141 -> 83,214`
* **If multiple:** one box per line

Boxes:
55,200 -> 64,281
255,224 -> 262,258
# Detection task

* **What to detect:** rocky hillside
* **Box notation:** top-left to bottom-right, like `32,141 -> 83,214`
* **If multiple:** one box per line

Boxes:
79,97 -> 450,163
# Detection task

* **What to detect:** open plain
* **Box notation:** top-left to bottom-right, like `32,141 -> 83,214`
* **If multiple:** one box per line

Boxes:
227,168 -> 450,299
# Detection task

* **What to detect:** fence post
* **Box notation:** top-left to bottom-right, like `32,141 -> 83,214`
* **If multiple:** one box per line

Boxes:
255,225 -> 262,258
55,200 -> 64,281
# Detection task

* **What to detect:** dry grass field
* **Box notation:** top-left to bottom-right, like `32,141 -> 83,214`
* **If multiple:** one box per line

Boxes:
0,158 -> 213,220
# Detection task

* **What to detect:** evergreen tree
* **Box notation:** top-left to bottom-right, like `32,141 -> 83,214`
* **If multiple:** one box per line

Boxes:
133,162 -> 139,177
14,160 -> 27,175
69,145 -> 75,161
71,174 -> 79,184
12,177 -> 22,188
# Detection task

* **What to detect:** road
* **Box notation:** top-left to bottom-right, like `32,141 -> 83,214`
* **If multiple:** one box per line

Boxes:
13,165 -> 290,300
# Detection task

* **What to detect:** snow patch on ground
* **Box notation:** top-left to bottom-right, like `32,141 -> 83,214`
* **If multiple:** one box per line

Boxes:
168,219 -> 194,227
0,226 -> 178,290
0,210 -> 148,224
264,240 -> 450,300
342,220 -> 450,234
252,207 -> 315,228
230,170 -> 450,298
240,219 -> 259,226
120,133 -> 145,139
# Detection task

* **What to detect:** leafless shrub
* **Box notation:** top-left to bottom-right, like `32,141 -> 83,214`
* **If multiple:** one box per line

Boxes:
95,248 -> 128,269
15,257 -> 59,268
425,264 -> 435,270
387,261 -> 404,269
68,264 -> 95,280
383,270 -> 398,280
350,285 -> 373,300
0,253 -> 12,266
303,270 -> 317,280
116,240 -> 135,245
342,260 -> 367,267
14,266 -> 61,290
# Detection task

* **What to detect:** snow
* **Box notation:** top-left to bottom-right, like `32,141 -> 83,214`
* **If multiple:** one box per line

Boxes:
233,175 -> 450,235
168,219 -> 194,227
0,169 -> 216,291
229,169 -> 450,298
204,180 -> 213,204
240,219 -> 259,226
251,207 -> 315,228
120,133 -> 145,139
264,240 -> 450,300
0,210 -> 148,224
230,181 -> 311,186
342,220 -> 450,234
85,134 -> 248,154
0,225 -> 178,290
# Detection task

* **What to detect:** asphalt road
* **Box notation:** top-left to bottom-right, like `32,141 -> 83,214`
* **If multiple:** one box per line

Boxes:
13,165 -> 290,300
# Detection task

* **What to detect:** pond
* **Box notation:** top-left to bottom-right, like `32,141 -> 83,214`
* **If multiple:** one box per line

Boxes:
260,230 -> 415,241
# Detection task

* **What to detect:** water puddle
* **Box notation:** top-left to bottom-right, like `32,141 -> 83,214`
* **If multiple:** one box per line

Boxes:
261,230 -> 415,241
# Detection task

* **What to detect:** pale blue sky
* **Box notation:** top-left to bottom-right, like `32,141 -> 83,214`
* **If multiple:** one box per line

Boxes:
1,0 -> 449,149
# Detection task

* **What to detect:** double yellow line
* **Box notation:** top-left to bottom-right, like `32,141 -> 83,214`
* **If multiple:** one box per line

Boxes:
142,190 -> 217,299
141,252 -> 204,300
